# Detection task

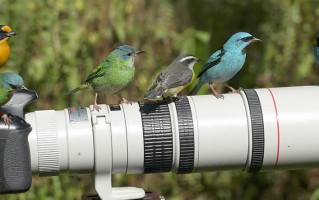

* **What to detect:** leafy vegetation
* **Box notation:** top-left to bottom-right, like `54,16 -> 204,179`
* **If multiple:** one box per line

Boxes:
0,0 -> 319,199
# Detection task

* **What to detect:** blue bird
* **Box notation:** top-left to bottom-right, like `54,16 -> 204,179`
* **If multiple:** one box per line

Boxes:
0,72 -> 26,124
190,32 -> 261,98
313,30 -> 319,64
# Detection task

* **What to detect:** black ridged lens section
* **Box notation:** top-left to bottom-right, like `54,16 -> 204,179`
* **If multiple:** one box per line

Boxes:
243,89 -> 265,173
139,102 -> 173,173
175,96 -> 194,174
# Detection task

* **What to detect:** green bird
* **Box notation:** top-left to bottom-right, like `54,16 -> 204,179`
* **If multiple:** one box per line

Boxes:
66,45 -> 145,110
144,54 -> 201,100
0,72 -> 26,124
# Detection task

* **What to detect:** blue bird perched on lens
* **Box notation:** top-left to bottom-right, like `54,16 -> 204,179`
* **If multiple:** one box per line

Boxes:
0,72 -> 26,125
190,32 -> 261,98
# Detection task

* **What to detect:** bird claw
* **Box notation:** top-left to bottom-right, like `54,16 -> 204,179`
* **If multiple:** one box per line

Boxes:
92,104 -> 101,112
162,96 -> 180,103
214,93 -> 224,99
228,90 -> 239,94
119,98 -> 133,104
228,87 -> 243,94
171,96 -> 180,102
209,85 -> 224,100
224,84 -> 242,94
2,114 -> 12,127
211,88 -> 224,99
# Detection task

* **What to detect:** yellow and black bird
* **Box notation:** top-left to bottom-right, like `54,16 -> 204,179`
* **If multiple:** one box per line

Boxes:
144,54 -> 201,100
0,25 -> 17,68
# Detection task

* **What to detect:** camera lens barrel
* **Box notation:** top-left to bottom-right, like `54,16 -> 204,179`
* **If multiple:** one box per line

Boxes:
26,108 -> 94,175
25,86 -> 319,176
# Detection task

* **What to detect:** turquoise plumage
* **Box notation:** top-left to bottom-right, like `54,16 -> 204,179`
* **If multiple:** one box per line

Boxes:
0,72 -> 25,124
190,32 -> 261,98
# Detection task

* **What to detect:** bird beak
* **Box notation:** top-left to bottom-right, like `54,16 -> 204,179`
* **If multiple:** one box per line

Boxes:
252,37 -> 262,42
196,58 -> 202,62
135,50 -> 146,55
6,31 -> 17,37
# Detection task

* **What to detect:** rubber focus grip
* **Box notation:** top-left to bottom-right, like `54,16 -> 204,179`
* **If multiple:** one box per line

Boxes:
0,116 -> 32,194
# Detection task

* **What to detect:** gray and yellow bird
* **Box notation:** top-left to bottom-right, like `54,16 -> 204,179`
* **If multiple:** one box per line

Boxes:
144,54 -> 201,100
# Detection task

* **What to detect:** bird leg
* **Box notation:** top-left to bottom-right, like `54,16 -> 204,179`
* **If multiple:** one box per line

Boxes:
92,93 -> 101,111
161,93 -> 181,103
1,114 -> 12,126
224,84 -> 241,93
171,96 -> 180,102
209,84 -> 224,99
162,96 -> 173,103
119,97 -> 133,105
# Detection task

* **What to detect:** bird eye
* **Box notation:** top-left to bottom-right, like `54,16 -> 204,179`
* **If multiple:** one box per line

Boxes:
241,36 -> 253,42
127,53 -> 132,56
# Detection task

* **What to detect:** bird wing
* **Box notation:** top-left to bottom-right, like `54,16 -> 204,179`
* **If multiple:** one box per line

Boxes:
85,63 -> 109,83
145,69 -> 193,99
197,47 -> 226,78
161,70 -> 193,90
147,74 -> 162,93
145,62 -> 194,100
154,62 -> 193,91
144,71 -> 166,99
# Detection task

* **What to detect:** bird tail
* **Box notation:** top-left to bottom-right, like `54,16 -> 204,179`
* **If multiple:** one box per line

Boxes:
144,86 -> 165,100
144,89 -> 160,100
65,83 -> 90,96
190,81 -> 204,95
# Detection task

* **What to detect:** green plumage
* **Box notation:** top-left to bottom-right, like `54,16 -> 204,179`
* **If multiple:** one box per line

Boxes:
90,56 -> 135,94
66,45 -> 144,108
0,88 -> 11,105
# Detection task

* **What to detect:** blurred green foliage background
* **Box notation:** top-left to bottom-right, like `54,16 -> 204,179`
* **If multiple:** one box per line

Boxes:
1,0 -> 319,199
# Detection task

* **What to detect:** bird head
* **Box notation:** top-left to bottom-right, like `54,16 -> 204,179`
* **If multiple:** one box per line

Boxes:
116,45 -> 145,58
0,25 -> 17,44
177,54 -> 201,69
224,32 -> 261,53
111,45 -> 145,67
0,72 -> 24,90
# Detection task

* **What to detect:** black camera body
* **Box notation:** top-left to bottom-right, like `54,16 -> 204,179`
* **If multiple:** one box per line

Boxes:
0,89 -> 37,194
